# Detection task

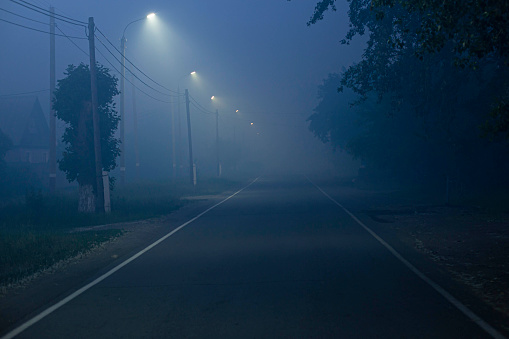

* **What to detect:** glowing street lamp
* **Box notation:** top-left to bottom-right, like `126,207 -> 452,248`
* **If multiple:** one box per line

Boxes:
119,12 -> 156,184
176,71 -> 197,178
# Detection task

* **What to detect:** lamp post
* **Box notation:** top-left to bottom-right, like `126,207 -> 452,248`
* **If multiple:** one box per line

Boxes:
234,109 -> 239,143
177,71 -> 196,177
119,12 -> 155,184
211,96 -> 221,177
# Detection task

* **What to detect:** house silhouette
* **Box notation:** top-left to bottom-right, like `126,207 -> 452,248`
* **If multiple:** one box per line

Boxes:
0,95 -> 49,164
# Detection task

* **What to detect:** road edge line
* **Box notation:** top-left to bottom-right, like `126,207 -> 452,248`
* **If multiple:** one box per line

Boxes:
309,179 -> 506,339
1,177 -> 260,339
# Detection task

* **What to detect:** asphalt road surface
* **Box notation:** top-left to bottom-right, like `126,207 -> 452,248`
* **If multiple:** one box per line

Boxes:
3,176 -> 504,338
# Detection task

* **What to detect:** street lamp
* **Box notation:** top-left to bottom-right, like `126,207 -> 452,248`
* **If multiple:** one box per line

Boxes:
177,71 -> 196,178
119,12 -> 156,184
211,96 -> 221,176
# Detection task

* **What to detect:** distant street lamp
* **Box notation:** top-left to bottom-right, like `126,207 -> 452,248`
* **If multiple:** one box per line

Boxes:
211,96 -> 220,176
177,71 -> 196,177
234,109 -> 239,143
119,12 -> 155,184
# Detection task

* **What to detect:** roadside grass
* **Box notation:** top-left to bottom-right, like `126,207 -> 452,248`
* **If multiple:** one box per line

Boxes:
0,177 -> 242,287
0,228 -> 122,287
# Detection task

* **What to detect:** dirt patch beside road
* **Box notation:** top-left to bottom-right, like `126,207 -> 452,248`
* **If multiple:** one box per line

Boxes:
397,207 -> 509,313
365,203 -> 509,332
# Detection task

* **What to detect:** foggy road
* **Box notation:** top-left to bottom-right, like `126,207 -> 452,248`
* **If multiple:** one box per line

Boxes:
4,176 -> 502,338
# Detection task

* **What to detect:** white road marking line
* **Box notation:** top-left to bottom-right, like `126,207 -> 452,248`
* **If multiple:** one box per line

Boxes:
1,177 -> 260,339
310,180 -> 506,339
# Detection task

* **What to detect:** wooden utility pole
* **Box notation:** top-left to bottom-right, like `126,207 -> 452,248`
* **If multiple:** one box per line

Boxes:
88,17 -> 105,213
119,36 -> 126,184
49,7 -> 56,192
216,109 -> 220,177
171,101 -> 176,181
132,75 -> 140,179
177,86 -> 183,177
185,89 -> 195,185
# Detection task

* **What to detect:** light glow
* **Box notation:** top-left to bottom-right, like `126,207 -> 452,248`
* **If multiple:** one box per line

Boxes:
211,96 -> 215,100
190,71 -> 196,75
147,13 -> 156,19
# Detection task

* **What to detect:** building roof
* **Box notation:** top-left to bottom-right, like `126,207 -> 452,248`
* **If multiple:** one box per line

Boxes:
0,96 -> 49,148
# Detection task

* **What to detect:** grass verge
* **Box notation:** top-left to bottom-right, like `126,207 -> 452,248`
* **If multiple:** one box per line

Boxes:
0,177 -> 242,287
0,228 -> 123,287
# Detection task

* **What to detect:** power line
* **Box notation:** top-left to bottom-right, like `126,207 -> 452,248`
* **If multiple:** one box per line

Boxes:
0,17 -> 86,39
94,34 -> 176,99
189,95 -> 215,115
95,27 -> 179,94
8,0 -> 87,26
190,102 -> 214,116
56,24 -> 89,56
94,33 -> 179,100
0,7 -> 48,25
0,89 -> 49,97
94,43 -> 176,104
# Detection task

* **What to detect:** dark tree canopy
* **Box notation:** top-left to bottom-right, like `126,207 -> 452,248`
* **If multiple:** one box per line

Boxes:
305,0 -> 509,65
53,63 -> 120,191
306,0 -> 509,187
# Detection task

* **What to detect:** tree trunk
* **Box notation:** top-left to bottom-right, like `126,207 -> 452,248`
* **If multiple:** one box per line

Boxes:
78,184 -> 96,213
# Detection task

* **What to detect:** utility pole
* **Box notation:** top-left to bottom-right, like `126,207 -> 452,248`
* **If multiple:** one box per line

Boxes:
88,17 -> 105,213
185,89 -> 195,185
171,101 -> 176,181
132,74 -> 140,179
216,109 -> 220,177
177,85 -> 183,177
119,36 -> 126,184
49,7 -> 56,192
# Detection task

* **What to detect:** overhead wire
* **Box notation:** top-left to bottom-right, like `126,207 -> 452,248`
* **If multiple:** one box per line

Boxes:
0,17 -> 86,39
190,102 -> 214,116
56,24 -> 89,56
0,7 -> 48,25
8,0 -> 87,26
189,95 -> 215,115
95,27 -> 179,94
94,32 -> 179,100
1,1 -> 184,108
0,89 -> 49,97
94,43 -> 175,104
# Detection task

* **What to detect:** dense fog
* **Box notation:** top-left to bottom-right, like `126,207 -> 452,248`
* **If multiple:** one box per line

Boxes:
1,0 -> 508,200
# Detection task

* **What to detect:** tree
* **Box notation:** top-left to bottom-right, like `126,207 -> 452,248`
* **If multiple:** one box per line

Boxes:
303,0 -> 509,137
53,63 -> 120,212
305,0 -> 509,65
307,0 -> 509,188
307,73 -> 360,150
